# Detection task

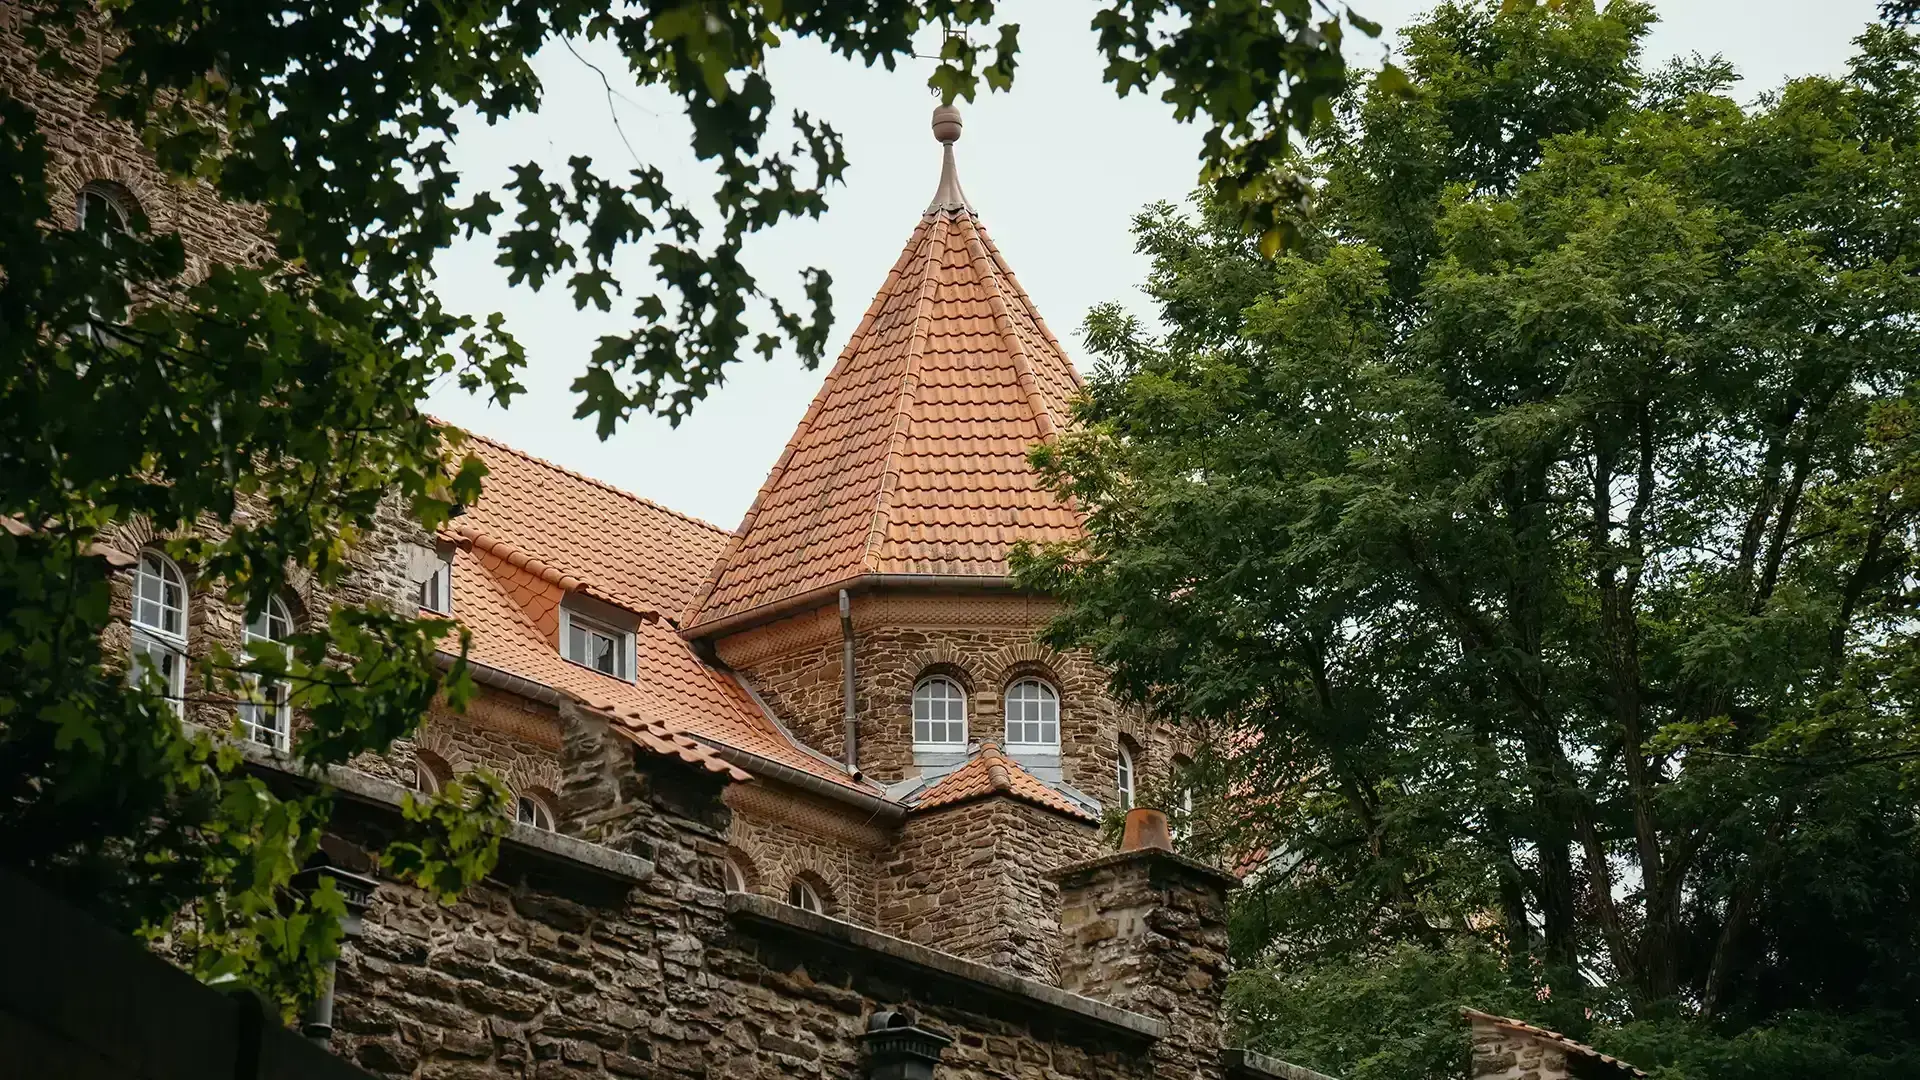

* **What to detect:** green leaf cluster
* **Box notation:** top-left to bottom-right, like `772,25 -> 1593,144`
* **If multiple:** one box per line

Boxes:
5,0 -> 1376,1016
1020,2 -> 1920,1074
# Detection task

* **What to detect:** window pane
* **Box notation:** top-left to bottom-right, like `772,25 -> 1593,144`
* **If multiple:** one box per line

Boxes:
912,678 -> 965,746
591,631 -> 616,675
567,623 -> 588,664
1004,680 -> 1058,746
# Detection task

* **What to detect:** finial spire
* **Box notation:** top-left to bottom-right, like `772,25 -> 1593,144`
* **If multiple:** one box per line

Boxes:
929,103 -> 968,211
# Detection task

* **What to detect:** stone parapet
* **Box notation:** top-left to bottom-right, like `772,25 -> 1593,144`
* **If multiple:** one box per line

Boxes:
1052,844 -> 1238,1080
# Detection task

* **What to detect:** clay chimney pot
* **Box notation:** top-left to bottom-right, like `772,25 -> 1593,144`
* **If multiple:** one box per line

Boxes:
1121,807 -> 1173,853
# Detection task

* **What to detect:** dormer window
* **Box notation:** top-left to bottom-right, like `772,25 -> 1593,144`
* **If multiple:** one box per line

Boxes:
562,608 -> 631,679
418,550 -> 452,614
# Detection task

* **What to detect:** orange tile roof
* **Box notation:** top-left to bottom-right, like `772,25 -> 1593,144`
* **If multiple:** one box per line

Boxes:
457,432 -> 727,620
685,153 -> 1085,630
911,743 -> 1096,823
439,438 -> 885,796
1461,1009 -> 1648,1078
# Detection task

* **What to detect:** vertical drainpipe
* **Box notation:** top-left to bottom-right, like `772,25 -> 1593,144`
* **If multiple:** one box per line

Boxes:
840,588 -> 858,773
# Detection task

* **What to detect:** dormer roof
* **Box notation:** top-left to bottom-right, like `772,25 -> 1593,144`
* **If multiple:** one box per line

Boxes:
684,106 -> 1085,634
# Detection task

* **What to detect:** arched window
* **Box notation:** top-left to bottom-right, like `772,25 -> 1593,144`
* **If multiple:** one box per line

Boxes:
238,596 -> 294,750
77,183 -> 131,236
786,879 -> 824,914
130,551 -> 187,716
412,751 -> 449,796
1003,678 -> 1059,749
76,183 -> 135,343
515,793 -> 555,831
722,857 -> 748,893
911,676 -> 967,749
1116,743 -> 1135,811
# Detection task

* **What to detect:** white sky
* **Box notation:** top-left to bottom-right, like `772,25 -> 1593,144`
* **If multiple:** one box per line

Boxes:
427,0 -> 1885,529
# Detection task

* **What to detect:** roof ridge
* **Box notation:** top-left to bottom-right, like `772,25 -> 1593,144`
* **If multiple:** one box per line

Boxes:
957,211 -> 1059,442
684,216 -> 940,629
972,220 -> 1085,393
861,210 -> 951,572
458,429 -> 729,538
456,523 -> 657,618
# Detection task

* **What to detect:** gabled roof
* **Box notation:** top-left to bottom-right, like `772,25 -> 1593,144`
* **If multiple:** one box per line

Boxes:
458,432 -> 727,619
441,435 -> 885,797
1461,1009 -> 1648,1078
908,743 -> 1097,823
685,108 -> 1085,632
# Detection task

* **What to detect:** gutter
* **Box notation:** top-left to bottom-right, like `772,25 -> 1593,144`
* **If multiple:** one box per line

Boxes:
683,572 -> 1024,642
704,741 -> 906,824
840,589 -> 858,772
435,651 -> 575,710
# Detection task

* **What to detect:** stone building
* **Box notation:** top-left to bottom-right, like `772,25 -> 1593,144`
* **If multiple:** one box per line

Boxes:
1463,1010 -> 1647,1080
6,13 -> 1332,1078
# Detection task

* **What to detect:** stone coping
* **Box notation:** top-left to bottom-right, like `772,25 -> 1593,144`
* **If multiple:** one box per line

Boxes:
238,743 -> 654,885
1225,1048 -> 1344,1080
724,892 -> 1167,1042
1046,846 -> 1243,890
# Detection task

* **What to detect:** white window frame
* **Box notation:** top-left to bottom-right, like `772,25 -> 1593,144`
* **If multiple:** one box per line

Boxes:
76,183 -> 134,345
237,595 -> 294,751
515,793 -> 555,831
722,857 -> 748,893
560,608 -> 632,680
1116,743 -> 1135,810
786,879 -> 823,914
418,551 -> 452,614
911,676 -> 967,750
413,760 -> 442,795
129,551 -> 188,716
1003,678 -> 1060,749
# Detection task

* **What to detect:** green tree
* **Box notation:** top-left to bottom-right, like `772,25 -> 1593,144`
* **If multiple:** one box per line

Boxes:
3,0 -> 1382,1014
1019,2 -> 1920,1075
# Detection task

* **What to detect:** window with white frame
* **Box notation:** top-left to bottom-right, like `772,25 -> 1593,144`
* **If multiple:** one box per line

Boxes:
1116,743 -> 1135,810
237,595 -> 294,750
76,183 -> 134,344
722,857 -> 748,893
515,793 -> 555,831
911,676 -> 967,749
562,610 -> 631,679
1003,678 -> 1059,748
129,551 -> 187,715
786,879 -> 823,914
413,759 -> 442,795
418,550 -> 452,614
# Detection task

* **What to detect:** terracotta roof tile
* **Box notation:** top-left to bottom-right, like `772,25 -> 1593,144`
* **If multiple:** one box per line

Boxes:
910,743 -> 1096,822
456,433 -> 728,621
685,156 -> 1084,629
437,446 -> 884,796
1460,1009 -> 1648,1078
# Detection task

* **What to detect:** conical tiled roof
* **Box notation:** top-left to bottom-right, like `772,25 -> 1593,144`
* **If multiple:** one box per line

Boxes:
686,108 -> 1084,631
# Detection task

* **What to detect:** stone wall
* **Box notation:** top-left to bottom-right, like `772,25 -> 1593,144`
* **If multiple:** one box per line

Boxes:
714,591 -> 1139,800
1463,1010 -> 1640,1080
322,707 -> 1179,1080
723,781 -> 888,926
876,796 -> 1095,982
3,7 -> 274,277
1054,848 -> 1239,1080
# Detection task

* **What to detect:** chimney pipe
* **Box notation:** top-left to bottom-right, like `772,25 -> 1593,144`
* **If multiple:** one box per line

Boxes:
1120,807 -> 1173,853
840,589 -> 858,772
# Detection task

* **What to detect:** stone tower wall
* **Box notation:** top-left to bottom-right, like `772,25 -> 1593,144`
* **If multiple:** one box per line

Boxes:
876,796 -> 1096,981
712,591 -> 1131,799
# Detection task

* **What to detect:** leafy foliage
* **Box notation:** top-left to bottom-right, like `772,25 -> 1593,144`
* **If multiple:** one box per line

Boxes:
3,0 -> 1377,1015
1020,1 -> 1920,1074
